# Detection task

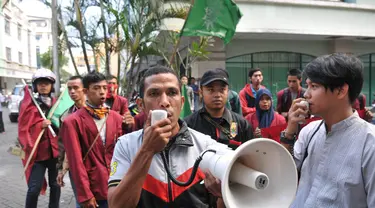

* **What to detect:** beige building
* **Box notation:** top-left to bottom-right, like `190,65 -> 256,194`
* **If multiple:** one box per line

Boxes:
163,0 -> 375,105
0,0 -> 37,94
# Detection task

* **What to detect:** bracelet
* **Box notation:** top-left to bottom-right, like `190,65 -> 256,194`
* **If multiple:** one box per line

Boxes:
280,131 -> 296,145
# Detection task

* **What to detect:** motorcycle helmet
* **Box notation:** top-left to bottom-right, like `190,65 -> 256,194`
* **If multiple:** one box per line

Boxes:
32,68 -> 56,93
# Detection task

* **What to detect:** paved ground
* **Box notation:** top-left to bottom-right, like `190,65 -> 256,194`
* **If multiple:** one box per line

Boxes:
0,108 -> 76,208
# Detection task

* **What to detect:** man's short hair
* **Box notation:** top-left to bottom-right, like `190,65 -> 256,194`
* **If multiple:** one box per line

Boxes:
303,53 -> 363,103
106,74 -> 117,81
180,75 -> 188,79
287,69 -> 302,79
82,71 -> 106,89
68,75 -> 83,81
248,68 -> 262,77
139,65 -> 181,98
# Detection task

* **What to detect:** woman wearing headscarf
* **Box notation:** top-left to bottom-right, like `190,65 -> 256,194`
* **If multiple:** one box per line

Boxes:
245,89 -> 286,141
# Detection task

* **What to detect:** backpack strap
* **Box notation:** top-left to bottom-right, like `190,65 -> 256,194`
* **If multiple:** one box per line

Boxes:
358,94 -> 365,109
282,88 -> 289,106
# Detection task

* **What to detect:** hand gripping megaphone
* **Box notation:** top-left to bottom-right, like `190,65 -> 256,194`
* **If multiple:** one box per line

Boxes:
199,138 -> 298,208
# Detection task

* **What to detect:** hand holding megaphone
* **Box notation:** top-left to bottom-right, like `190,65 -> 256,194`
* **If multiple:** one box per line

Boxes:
286,98 -> 309,135
141,110 -> 171,154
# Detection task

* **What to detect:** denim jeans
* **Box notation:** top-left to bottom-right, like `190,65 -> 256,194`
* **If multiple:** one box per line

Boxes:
0,111 -> 4,132
25,158 -> 61,208
79,200 -> 108,208
96,200 -> 108,208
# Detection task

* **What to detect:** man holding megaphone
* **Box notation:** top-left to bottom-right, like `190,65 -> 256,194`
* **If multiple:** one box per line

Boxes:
107,66 -> 229,208
281,53 -> 375,208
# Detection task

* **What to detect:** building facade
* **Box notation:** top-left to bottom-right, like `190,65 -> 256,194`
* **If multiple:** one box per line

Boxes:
0,0 -> 37,94
224,0 -> 375,105
20,0 -> 53,69
164,0 -> 375,106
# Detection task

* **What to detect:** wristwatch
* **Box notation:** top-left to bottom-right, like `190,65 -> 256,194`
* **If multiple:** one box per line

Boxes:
280,131 -> 296,144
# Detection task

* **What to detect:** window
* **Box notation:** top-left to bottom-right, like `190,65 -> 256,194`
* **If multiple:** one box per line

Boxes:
358,54 -> 375,106
36,47 -> 41,69
28,30 -> 32,66
18,52 -> 23,64
5,17 -> 10,35
6,47 -> 12,61
35,34 -> 42,41
18,24 -> 22,40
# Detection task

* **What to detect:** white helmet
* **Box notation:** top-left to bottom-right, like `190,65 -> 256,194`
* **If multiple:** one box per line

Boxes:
32,68 -> 56,84
32,68 -> 56,93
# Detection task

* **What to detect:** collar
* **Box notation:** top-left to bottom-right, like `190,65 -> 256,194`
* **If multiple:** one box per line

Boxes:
199,107 -> 232,124
328,111 -> 360,134
86,101 -> 109,109
167,119 -> 194,148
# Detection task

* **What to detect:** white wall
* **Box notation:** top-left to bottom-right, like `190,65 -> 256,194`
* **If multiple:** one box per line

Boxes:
357,0 -> 375,6
236,0 -> 375,37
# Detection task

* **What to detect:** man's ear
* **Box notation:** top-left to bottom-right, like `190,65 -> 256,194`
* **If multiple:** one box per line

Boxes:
337,84 -> 349,100
83,88 -> 88,94
136,97 -> 144,112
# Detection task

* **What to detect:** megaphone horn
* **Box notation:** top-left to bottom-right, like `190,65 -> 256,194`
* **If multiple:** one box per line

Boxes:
200,138 -> 298,208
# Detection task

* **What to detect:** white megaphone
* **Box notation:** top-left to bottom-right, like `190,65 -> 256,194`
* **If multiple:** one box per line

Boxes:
200,138 -> 298,208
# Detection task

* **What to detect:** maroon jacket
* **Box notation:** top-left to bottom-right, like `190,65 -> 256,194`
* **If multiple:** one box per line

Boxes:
111,95 -> 129,116
61,108 -> 123,203
134,111 -> 146,131
276,88 -> 306,114
18,87 -> 59,195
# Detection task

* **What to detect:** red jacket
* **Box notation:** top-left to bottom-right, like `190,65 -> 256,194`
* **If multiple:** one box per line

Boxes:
111,95 -> 129,116
276,88 -> 306,114
61,108 -> 123,203
134,111 -> 146,131
111,95 -> 131,134
245,112 -> 286,142
352,94 -> 368,120
239,84 -> 266,117
18,87 -> 59,195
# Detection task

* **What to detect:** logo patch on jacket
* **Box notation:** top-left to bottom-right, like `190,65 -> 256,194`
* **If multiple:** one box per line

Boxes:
230,122 -> 238,138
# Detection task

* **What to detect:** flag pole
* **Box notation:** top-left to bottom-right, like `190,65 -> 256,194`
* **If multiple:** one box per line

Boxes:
168,0 -> 195,67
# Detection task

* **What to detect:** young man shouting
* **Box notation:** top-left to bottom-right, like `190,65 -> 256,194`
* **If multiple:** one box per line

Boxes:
61,72 -> 123,208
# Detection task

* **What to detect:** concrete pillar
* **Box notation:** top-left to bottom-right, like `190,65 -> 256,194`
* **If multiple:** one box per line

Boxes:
329,39 -> 354,54
191,37 -> 227,79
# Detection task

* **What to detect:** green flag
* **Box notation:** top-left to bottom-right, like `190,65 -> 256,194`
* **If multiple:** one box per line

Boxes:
50,89 -> 74,127
181,0 -> 242,44
180,85 -> 192,119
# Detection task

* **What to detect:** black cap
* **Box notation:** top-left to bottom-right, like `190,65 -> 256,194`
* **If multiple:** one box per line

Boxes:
200,68 -> 229,86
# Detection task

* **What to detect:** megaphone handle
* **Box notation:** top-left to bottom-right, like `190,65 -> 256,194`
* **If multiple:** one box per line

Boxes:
161,149 -> 217,187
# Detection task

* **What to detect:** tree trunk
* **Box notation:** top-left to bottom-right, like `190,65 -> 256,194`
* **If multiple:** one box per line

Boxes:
100,0 -> 110,76
58,8 -> 79,75
52,0 -> 60,95
126,55 -> 137,99
116,20 -> 121,86
74,0 -> 90,73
